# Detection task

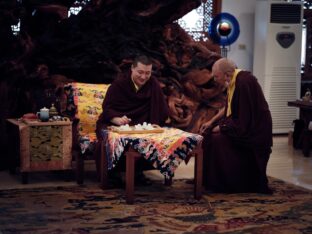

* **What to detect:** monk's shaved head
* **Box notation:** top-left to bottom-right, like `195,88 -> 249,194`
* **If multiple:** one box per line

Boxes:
212,58 -> 236,74
211,58 -> 237,87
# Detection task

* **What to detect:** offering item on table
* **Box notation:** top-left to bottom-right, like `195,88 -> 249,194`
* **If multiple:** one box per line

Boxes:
110,122 -> 164,134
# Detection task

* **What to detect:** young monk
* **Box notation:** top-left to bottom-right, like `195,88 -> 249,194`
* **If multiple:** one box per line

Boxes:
96,55 -> 169,186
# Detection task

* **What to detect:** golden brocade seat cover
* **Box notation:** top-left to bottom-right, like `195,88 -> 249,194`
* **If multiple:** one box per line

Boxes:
67,82 -> 110,153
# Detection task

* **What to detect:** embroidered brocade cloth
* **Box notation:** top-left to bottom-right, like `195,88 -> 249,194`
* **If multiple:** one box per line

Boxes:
6,119 -> 73,172
29,126 -> 63,161
65,82 -> 110,153
102,128 -> 203,178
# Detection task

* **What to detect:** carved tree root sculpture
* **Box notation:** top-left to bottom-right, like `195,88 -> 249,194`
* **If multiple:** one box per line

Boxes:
0,0 -> 223,136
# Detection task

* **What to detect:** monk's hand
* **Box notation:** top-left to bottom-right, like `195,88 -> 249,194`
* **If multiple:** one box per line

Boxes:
212,125 -> 220,133
111,116 -> 131,126
199,120 -> 213,134
122,115 -> 131,124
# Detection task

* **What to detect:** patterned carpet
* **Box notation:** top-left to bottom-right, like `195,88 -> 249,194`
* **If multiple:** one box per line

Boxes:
0,178 -> 311,234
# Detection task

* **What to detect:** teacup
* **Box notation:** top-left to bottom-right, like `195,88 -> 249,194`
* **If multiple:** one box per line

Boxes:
37,107 -> 49,122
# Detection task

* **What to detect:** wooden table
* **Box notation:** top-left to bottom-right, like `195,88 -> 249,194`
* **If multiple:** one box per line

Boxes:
100,127 -> 203,204
288,100 -> 312,157
6,119 -> 72,183
125,144 -> 202,204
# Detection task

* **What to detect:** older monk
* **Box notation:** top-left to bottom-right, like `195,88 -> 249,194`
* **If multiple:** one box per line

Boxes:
200,58 -> 273,194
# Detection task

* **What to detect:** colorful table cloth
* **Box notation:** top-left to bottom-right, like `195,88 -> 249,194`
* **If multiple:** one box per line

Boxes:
102,128 -> 203,178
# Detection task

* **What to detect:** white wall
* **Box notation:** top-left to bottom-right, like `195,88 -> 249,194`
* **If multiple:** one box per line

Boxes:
221,0 -> 257,71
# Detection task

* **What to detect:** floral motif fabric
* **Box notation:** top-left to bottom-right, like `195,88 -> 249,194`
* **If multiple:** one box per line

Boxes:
63,82 -> 110,153
71,83 -> 110,141
103,128 -> 203,178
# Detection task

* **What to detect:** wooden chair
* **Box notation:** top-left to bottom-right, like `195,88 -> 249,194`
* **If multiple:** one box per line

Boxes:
59,82 -> 110,184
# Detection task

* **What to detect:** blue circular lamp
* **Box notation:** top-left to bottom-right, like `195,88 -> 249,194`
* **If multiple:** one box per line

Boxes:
208,12 -> 240,47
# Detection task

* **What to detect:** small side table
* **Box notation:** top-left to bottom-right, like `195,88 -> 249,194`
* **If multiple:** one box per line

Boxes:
288,100 -> 312,157
6,119 -> 72,183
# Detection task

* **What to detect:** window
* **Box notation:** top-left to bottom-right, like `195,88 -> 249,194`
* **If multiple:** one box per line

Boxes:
68,0 -> 90,17
11,19 -> 20,36
177,1 -> 215,41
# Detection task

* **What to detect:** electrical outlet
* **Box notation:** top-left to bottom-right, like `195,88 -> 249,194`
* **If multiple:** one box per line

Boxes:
238,44 -> 246,50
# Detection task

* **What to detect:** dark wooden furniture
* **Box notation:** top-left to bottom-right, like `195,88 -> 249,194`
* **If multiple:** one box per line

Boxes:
6,119 -> 72,183
288,100 -> 312,157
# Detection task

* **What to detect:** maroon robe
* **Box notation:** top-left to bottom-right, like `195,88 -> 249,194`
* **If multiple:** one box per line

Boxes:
203,71 -> 273,193
96,71 -> 169,139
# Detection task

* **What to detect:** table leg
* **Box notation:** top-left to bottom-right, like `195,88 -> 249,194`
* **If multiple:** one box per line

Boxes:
100,140 -> 108,189
302,130 -> 311,157
75,152 -> 84,185
6,121 -> 20,175
21,172 -> 28,184
164,176 -> 172,186
194,144 -> 203,200
126,149 -> 136,204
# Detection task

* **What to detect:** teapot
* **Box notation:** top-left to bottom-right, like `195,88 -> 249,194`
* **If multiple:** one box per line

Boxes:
37,107 -> 49,122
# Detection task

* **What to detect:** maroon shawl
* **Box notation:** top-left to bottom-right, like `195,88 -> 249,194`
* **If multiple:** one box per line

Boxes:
96,72 -> 169,139
202,71 -> 273,193
219,71 -> 273,149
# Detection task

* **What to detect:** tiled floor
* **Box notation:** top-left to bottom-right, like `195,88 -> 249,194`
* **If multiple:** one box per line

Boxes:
0,135 -> 311,190
266,135 -> 312,190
